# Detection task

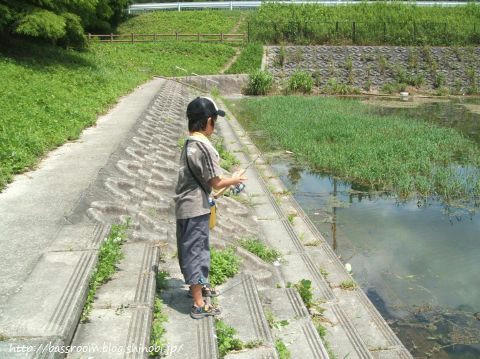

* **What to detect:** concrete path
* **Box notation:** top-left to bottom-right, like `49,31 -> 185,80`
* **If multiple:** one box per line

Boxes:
0,79 -> 165,306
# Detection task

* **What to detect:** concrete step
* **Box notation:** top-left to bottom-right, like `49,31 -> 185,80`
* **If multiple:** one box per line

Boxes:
159,257 -> 219,359
67,241 -> 161,359
217,274 -> 277,358
260,288 -> 329,359
0,222 -> 110,359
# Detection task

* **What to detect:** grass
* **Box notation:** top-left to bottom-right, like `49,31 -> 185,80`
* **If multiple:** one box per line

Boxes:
81,221 -> 129,322
266,310 -> 289,330
228,96 -> 480,201
340,279 -> 356,290
210,247 -> 241,286
275,338 -> 291,359
0,38 -> 236,190
215,319 -> 262,358
212,136 -> 240,172
118,10 -> 244,35
249,3 -> 480,46
225,42 -> 263,74
149,270 -> 170,357
237,236 -> 282,263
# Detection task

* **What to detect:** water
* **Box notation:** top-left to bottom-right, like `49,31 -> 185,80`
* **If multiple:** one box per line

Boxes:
239,97 -> 480,358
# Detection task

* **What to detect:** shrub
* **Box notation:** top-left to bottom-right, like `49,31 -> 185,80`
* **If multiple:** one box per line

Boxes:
246,70 -> 273,95
382,81 -> 407,94
275,339 -> 291,359
286,70 -> 313,94
323,78 -> 360,95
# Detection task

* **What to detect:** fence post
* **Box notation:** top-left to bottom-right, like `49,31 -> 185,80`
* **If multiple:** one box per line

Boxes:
175,31 -> 178,41
352,22 -> 356,44
247,21 -> 250,43
177,2 -> 180,11
383,22 -> 386,44
221,33 -> 224,42
131,33 -> 134,43
198,33 -> 200,42
154,33 -> 157,42
336,21 -> 339,34
88,33 -> 91,40
110,33 -> 113,42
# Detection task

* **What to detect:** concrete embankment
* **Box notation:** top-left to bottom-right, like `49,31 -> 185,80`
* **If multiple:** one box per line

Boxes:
0,77 -> 411,358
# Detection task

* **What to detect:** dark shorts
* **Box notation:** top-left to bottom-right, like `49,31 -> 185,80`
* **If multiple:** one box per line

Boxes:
176,213 -> 210,286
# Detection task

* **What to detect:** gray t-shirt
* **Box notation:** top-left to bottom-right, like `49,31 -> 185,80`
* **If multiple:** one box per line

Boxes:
174,136 -> 223,219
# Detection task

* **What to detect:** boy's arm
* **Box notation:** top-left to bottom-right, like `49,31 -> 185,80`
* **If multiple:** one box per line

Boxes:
209,175 -> 247,191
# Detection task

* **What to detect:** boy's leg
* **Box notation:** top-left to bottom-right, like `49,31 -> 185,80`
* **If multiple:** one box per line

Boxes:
190,284 -> 204,307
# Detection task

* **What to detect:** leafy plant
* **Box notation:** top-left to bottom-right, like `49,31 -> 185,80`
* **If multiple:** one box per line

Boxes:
238,237 -> 282,263
246,70 -> 273,95
294,279 -> 314,309
323,78 -> 360,95
286,70 -> 313,94
210,247 -> 241,286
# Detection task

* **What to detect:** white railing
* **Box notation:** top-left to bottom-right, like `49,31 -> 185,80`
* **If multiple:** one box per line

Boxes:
129,1 -> 474,13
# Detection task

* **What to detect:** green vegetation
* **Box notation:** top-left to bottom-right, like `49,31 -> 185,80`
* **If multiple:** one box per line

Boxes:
0,0 -> 130,48
0,333 -> 7,341
0,39 -> 235,190
323,78 -> 360,95
266,310 -> 289,330
228,96 -> 480,201
340,279 -> 357,290
286,70 -> 313,94
294,279 -> 314,309
249,3 -> 480,46
215,319 -> 262,358
238,237 -> 282,263
287,213 -> 296,224
81,221 -> 129,322
212,137 -> 240,172
150,298 -> 168,357
149,270 -> 169,357
118,10 -> 243,35
210,247 -> 241,286
246,70 -> 273,95
275,338 -> 291,359
226,42 -> 263,74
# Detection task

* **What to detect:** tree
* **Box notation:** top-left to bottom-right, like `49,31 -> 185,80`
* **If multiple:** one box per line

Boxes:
0,0 -> 132,48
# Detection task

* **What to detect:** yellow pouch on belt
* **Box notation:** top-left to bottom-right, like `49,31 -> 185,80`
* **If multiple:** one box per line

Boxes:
209,205 -> 216,229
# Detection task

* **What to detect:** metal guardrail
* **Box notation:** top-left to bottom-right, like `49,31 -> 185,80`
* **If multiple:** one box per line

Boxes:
129,1 -> 474,12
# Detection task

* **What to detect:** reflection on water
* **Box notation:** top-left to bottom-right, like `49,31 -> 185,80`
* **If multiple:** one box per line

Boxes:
273,160 -> 480,359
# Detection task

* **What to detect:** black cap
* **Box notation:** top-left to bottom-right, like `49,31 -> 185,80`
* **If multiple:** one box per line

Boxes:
186,97 -> 225,121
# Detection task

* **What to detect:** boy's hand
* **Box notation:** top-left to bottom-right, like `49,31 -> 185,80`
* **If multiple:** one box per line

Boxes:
233,175 -> 247,184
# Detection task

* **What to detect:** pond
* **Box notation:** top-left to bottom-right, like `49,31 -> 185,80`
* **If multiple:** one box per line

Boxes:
236,96 -> 480,358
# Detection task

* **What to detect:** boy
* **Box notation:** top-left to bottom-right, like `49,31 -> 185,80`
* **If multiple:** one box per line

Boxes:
174,97 -> 247,319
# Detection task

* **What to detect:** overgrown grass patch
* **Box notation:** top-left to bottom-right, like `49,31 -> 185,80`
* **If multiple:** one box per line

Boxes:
210,247 -> 241,286
228,96 -> 480,201
226,42 -> 263,74
81,221 -> 129,322
250,3 -> 480,46
0,39 -> 235,190
237,236 -> 282,263
118,10 -> 244,35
